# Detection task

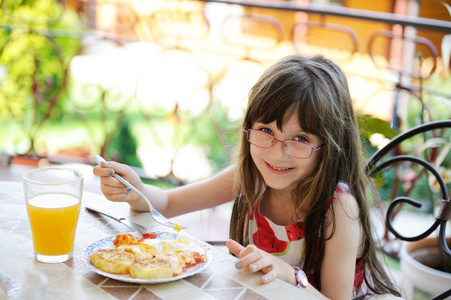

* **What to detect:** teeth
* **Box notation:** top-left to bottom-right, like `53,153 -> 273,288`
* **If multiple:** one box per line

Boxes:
271,166 -> 290,171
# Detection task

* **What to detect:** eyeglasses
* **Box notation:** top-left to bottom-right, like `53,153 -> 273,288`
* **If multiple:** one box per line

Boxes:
243,128 -> 323,159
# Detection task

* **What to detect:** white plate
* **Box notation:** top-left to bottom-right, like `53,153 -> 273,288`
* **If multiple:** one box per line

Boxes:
82,231 -> 214,284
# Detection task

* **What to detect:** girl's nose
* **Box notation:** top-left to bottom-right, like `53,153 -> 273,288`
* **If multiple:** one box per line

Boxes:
268,139 -> 288,159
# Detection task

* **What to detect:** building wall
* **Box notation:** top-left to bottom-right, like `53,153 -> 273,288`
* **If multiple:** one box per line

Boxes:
68,0 -> 449,60
418,0 -> 451,58
244,0 -> 448,59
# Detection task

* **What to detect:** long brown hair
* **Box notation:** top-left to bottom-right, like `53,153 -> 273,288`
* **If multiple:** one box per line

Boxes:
230,54 -> 400,297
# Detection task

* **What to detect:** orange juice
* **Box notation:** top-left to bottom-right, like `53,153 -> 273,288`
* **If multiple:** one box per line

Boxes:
26,193 -> 81,256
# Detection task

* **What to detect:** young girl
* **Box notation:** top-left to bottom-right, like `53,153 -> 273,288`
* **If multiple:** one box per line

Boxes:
93,54 -> 401,299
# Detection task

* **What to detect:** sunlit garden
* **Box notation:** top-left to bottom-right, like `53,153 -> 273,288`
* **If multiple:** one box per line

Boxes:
1,1 -> 451,299
1,1 -> 451,189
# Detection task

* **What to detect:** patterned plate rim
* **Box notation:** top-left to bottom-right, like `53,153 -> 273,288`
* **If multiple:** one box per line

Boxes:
81,231 -> 214,284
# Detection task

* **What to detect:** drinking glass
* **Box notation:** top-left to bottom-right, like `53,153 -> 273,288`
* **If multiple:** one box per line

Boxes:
23,168 -> 83,263
0,269 -> 47,300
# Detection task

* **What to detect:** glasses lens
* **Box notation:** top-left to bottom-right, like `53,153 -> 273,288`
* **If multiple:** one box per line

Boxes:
284,140 -> 313,158
248,130 -> 274,148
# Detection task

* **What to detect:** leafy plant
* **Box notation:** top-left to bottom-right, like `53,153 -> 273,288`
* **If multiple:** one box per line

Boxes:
107,116 -> 142,168
0,0 -> 84,154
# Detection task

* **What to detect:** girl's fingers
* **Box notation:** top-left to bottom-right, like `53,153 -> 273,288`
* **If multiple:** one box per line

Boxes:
244,253 -> 274,272
227,240 -> 261,271
227,239 -> 282,285
260,268 -> 278,284
230,242 -> 260,259
102,186 -> 133,202
101,184 -> 129,195
240,251 -> 263,271
233,249 -> 269,272
104,161 -> 135,179
94,161 -> 126,179
93,161 -> 114,175
101,175 -> 127,188
93,160 -> 140,204
261,265 -> 273,274
226,239 -> 245,257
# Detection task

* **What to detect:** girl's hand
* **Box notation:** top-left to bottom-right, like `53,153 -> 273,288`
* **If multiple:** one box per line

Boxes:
226,239 -> 296,285
92,160 -> 143,205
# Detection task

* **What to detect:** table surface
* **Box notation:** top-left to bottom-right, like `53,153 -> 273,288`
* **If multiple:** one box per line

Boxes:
0,181 -> 317,300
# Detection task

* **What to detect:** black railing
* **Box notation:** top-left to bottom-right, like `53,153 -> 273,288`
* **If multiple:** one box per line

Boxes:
200,0 -> 451,33
365,120 -> 451,300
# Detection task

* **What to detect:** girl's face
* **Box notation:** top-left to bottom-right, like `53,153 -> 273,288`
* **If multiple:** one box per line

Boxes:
250,113 -> 323,194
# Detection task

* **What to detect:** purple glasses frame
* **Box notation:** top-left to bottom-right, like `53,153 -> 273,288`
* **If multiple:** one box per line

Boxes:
243,127 -> 323,159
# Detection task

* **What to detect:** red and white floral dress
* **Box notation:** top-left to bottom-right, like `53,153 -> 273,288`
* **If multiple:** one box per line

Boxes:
248,182 -> 370,297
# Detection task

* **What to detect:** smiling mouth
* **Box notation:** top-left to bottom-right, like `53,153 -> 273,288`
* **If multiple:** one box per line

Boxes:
267,163 -> 291,171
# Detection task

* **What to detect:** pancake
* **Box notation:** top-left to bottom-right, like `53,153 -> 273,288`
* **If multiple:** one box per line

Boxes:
129,256 -> 173,279
90,249 -> 135,274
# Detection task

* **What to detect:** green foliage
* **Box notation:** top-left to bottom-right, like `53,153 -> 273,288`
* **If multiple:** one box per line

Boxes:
358,113 -> 399,141
188,102 -> 241,172
107,117 -> 142,168
0,0 -> 67,26
0,1 -> 83,124
406,75 -> 451,128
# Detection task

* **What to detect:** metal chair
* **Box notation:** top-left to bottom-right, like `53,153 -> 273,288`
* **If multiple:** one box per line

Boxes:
365,120 -> 451,300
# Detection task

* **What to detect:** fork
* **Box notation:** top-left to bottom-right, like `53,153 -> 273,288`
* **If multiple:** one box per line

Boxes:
93,155 -> 187,231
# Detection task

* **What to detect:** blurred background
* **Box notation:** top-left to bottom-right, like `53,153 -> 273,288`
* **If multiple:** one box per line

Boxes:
0,1 -> 450,292
1,0 -> 450,180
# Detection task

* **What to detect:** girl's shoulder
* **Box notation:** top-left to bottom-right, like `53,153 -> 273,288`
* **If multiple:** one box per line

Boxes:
328,182 -> 350,206
335,182 -> 349,196
331,184 -> 360,219
329,182 -> 359,218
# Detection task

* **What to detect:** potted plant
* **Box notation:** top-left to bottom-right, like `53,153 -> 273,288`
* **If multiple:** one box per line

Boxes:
400,237 -> 451,299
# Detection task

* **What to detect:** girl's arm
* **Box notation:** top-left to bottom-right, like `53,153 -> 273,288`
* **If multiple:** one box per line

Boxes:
320,191 -> 362,299
227,240 -> 331,299
226,192 -> 361,300
93,161 -> 237,217
164,166 -> 237,217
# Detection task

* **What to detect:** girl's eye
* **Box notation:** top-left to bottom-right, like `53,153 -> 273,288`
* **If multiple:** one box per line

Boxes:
260,128 -> 273,135
294,136 -> 308,143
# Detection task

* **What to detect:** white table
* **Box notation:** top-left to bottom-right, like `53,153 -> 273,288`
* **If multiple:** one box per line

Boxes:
0,181 -> 317,299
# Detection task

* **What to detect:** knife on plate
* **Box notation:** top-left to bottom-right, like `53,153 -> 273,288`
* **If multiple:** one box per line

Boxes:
85,204 -> 148,234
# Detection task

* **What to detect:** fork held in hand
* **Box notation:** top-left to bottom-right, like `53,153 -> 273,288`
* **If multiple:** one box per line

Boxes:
93,155 -> 187,231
